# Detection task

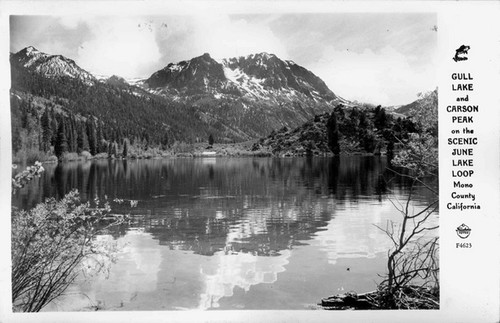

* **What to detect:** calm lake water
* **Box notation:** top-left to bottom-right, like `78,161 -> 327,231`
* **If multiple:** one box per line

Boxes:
13,156 -> 437,311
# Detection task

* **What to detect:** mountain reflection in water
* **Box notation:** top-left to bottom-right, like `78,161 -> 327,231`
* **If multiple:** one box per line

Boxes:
13,156 -> 437,311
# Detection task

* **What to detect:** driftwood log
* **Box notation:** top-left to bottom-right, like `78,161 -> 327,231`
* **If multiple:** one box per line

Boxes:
320,286 -> 439,310
321,291 -> 378,310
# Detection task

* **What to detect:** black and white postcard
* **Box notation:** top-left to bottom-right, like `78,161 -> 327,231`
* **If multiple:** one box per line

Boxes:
1,1 -> 499,322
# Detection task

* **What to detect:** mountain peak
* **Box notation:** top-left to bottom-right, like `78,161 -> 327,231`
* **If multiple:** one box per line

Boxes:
146,51 -> 228,89
13,46 -> 47,60
255,52 -> 276,59
192,52 -> 219,65
12,46 -> 96,84
22,46 -> 40,55
12,46 -> 49,68
144,52 -> 338,102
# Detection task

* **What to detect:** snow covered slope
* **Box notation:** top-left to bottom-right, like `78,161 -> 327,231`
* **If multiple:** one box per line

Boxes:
10,46 -> 96,85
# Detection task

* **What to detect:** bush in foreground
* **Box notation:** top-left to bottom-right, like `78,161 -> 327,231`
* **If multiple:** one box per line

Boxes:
11,163 -> 121,312
321,92 -> 439,310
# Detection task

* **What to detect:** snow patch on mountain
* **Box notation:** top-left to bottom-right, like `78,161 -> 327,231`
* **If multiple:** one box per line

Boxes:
19,46 -> 50,68
95,74 -> 111,81
144,53 -> 344,108
167,63 -> 184,73
222,65 -> 268,99
12,46 -> 96,85
124,77 -> 147,87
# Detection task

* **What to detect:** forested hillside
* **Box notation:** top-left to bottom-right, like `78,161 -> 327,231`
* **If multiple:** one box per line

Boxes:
10,47 -> 346,163
10,62 -> 260,163
254,104 -> 419,156
10,46 -> 436,163
11,73 -> 197,161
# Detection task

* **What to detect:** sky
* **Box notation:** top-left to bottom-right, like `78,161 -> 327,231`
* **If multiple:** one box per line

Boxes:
10,14 -> 437,106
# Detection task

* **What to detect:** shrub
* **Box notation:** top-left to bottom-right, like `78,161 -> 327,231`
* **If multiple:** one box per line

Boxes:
172,141 -> 195,154
12,190 -> 118,312
26,150 -> 47,165
13,149 -> 52,165
94,152 -> 109,159
45,155 -> 58,163
60,152 -> 80,162
11,163 -> 121,312
12,162 -> 44,194
80,150 -> 92,160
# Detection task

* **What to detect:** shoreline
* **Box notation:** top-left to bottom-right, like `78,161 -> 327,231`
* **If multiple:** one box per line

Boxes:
15,145 -> 389,166
30,152 -> 387,165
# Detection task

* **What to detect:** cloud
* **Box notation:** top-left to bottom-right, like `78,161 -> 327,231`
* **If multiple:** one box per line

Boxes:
156,15 -> 289,63
76,17 -> 161,78
58,16 -> 83,30
309,46 -> 436,106
192,15 -> 288,60
10,14 -> 436,105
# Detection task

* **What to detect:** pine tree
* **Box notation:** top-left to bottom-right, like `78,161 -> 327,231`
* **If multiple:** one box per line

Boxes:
122,139 -> 128,158
374,106 -> 387,131
116,127 -> 123,144
68,116 -> 78,152
55,118 -> 68,158
62,116 -> 73,153
96,123 -> 104,152
86,119 -> 97,155
387,138 -> 395,161
327,111 -> 341,155
305,140 -> 314,157
107,142 -> 113,157
77,123 -> 90,153
359,110 -> 369,129
161,132 -> 169,150
41,108 -> 52,153
99,139 -> 107,154
50,109 -> 58,147
26,106 -> 41,152
143,132 -> 150,151
73,119 -> 79,152
112,142 -> 118,157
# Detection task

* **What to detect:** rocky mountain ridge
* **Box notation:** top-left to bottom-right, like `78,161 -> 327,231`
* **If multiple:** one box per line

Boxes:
9,46 -> 348,146
142,52 -> 344,105
10,46 -> 97,85
395,89 -> 438,116
10,46 -> 431,160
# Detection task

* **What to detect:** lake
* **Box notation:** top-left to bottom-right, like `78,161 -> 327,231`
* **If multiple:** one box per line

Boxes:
12,156 -> 438,311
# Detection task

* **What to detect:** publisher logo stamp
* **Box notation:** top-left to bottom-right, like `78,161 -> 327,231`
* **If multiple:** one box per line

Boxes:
453,45 -> 470,62
456,223 -> 471,239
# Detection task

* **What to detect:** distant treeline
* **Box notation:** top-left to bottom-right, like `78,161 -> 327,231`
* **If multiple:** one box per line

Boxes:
257,104 -> 420,156
10,60 -> 433,163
